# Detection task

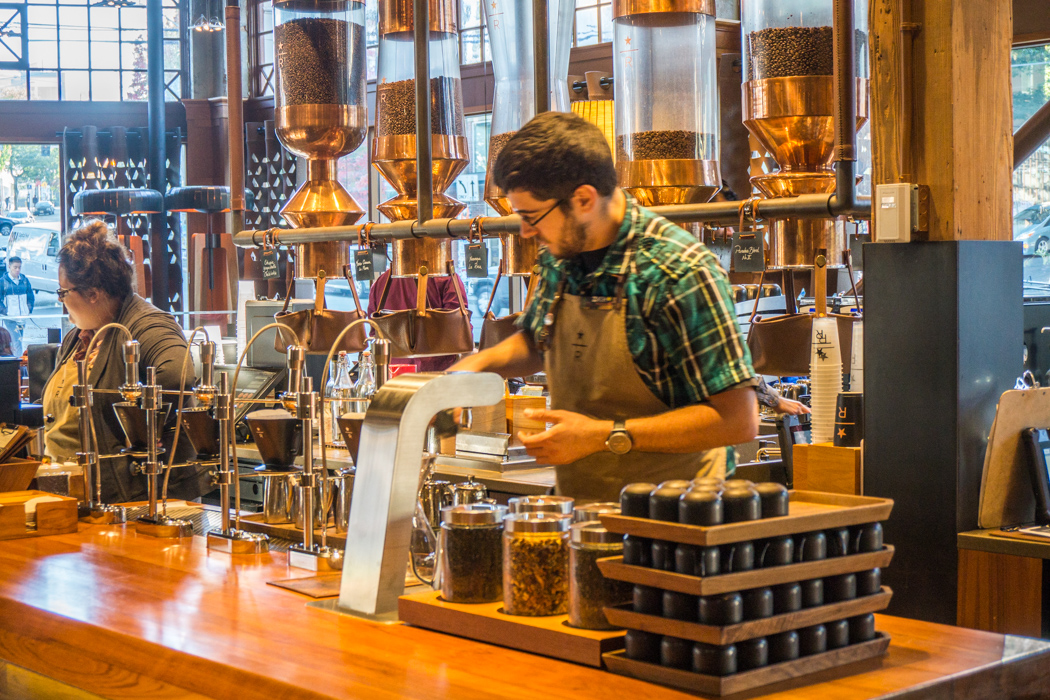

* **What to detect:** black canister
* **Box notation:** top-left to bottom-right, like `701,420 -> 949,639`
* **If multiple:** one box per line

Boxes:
679,490 -> 724,526
620,483 -> 657,518
768,631 -> 800,662
737,638 -> 769,671
794,531 -> 827,562
857,568 -> 882,596
662,590 -> 697,621
834,392 -> 864,447
623,535 -> 652,567
650,487 -> 687,522
693,643 -> 737,676
625,629 -> 661,662
723,479 -> 755,491
826,528 -> 850,557
658,479 -> 693,490
800,578 -> 824,608
660,636 -> 693,669
691,477 -> 724,491
719,541 -> 755,573
754,482 -> 789,518
676,544 -> 720,577
773,582 -> 802,614
826,573 -> 858,603
698,592 -> 744,625
758,536 -> 794,567
849,613 -> 877,643
799,624 -> 827,656
826,619 -> 851,649
651,540 -> 677,571
851,522 -> 884,553
742,587 -> 774,620
723,487 -> 761,523
633,584 -> 663,614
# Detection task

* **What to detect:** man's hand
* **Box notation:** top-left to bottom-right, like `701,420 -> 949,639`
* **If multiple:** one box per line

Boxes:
517,409 -> 611,465
775,396 -> 811,416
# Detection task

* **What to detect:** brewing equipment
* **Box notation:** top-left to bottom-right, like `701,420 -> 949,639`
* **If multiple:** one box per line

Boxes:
613,0 -> 721,207
482,0 -> 575,273
372,0 -> 468,276
741,0 -> 869,268
274,0 -> 368,278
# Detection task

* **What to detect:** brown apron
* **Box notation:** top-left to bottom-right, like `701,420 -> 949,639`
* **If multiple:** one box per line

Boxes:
543,244 -> 725,504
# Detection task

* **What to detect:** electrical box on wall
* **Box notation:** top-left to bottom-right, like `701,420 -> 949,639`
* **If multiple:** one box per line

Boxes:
874,183 -> 919,243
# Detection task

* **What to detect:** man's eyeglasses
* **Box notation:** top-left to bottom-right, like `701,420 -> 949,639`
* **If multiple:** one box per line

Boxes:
56,286 -> 79,301
518,199 -> 565,228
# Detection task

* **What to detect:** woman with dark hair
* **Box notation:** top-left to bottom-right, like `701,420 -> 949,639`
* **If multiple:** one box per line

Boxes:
42,220 -> 207,503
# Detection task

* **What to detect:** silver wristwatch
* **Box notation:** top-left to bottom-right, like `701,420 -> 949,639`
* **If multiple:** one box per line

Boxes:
606,420 -> 633,455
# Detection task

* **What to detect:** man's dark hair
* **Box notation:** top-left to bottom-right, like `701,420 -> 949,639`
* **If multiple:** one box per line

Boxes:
493,112 -> 617,203
7,256 -> 20,265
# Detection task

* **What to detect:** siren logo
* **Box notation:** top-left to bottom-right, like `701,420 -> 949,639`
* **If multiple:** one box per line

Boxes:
621,35 -> 636,67
489,1 -> 501,28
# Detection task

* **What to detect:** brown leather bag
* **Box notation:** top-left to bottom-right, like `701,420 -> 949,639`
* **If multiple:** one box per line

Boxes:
370,263 -> 474,358
745,271 -> 856,377
273,266 -> 368,354
479,261 -> 536,351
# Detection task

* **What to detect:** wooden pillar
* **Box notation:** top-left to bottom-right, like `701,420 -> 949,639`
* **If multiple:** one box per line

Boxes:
870,0 -> 1014,241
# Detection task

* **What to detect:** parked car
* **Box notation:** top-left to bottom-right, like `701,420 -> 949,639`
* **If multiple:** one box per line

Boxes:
6,222 -> 62,294
0,216 -> 14,248
5,209 -> 34,225
1014,203 -> 1050,256
33,200 -> 55,216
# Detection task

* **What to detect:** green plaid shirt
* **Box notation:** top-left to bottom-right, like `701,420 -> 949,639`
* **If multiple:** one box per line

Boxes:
518,196 -> 757,409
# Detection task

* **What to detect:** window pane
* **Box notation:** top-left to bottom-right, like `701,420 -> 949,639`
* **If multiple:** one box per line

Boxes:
600,3 -> 612,42
60,41 -> 89,69
576,0 -> 598,6
575,7 -> 599,46
123,71 -> 148,100
461,28 -> 482,65
164,39 -> 180,70
121,6 -> 147,31
365,0 -> 378,45
461,0 -> 480,29
1013,43 -> 1050,288
262,32 -> 273,69
90,7 -> 120,31
366,45 -> 377,81
123,40 -> 147,71
91,41 -> 120,70
59,6 -> 88,41
165,70 -> 180,100
0,70 -> 28,100
163,8 -> 180,38
92,70 -> 121,100
61,71 -> 91,100
27,6 -> 57,41
29,71 -> 57,100
29,41 -> 60,70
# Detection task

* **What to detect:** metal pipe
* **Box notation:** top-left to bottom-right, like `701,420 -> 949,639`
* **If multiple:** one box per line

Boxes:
217,372 -> 232,533
828,0 -> 861,218
1015,98 -> 1050,169
373,338 -> 390,392
300,376 -> 316,551
74,359 -> 97,506
225,0 -> 246,234
414,0 -> 433,226
147,0 -> 168,309
532,0 -> 549,115
144,366 -> 161,519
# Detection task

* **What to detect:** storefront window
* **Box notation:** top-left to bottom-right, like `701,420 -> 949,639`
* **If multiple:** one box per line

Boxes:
1013,43 -> 1050,288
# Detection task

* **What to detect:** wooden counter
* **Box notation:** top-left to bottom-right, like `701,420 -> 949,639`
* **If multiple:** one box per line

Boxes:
0,524 -> 1048,700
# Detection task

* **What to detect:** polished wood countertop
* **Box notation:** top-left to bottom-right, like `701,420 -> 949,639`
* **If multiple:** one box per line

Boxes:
0,524 -> 1048,699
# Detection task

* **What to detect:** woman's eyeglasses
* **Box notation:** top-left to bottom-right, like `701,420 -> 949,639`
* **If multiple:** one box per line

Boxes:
56,286 -> 79,301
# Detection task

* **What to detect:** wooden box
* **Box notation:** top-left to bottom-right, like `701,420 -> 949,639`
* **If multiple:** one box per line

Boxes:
603,633 -> 891,696
0,490 -> 78,541
398,589 -> 624,667
0,457 -> 41,493
793,443 -> 864,495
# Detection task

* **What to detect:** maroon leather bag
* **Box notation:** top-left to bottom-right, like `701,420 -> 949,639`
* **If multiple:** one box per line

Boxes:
370,262 -> 474,358
273,266 -> 368,354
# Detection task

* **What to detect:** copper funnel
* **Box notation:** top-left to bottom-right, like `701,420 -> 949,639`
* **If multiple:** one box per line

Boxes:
617,157 -> 722,207
390,237 -> 453,278
753,172 -> 845,269
742,76 -> 869,173
372,134 -> 470,218
276,102 -> 367,277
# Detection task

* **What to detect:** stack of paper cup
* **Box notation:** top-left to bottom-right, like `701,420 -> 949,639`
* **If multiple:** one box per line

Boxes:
810,316 -> 843,444
849,321 -> 864,392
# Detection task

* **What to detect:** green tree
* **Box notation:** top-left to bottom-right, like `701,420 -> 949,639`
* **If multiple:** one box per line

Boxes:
6,145 -> 59,208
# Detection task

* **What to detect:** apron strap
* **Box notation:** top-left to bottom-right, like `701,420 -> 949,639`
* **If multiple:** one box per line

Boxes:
279,258 -> 295,314
447,260 -> 468,315
343,264 -> 363,314
376,271 -> 393,311
484,259 -> 504,316
314,273 -> 327,312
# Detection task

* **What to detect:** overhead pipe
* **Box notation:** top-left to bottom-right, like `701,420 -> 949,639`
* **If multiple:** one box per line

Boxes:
414,0 -> 433,227
533,0 -> 549,115
1015,98 -> 1050,170
235,0 -> 869,250
146,0 -> 169,309
225,0 -> 246,233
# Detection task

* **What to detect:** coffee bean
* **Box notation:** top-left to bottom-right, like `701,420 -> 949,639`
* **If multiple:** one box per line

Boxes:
616,130 -> 716,162
275,18 -> 364,107
488,131 -> 515,170
376,77 -> 464,137
747,26 -> 834,81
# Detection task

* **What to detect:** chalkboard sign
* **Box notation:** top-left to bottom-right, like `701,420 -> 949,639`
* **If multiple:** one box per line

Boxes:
732,231 -> 765,273
466,243 -> 488,278
261,249 -> 280,279
354,248 -> 374,281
